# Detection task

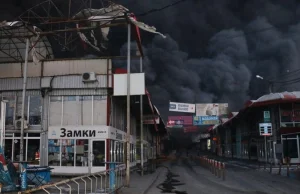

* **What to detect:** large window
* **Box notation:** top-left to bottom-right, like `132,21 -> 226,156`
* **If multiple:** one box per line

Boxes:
48,139 -> 89,167
109,140 -> 125,163
280,103 -> 300,127
2,95 -> 42,127
49,95 -> 107,126
5,133 -> 40,164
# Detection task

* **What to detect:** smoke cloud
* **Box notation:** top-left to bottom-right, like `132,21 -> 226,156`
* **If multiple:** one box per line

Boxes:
115,0 -> 300,119
3,1 -> 300,119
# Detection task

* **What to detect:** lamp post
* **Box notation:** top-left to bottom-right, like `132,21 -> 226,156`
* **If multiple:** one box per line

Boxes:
256,75 -> 273,93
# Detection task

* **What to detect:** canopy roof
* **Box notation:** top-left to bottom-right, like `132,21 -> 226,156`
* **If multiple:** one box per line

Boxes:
0,21 -> 54,63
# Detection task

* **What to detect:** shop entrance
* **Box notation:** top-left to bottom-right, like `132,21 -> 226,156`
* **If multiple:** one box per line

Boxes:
281,134 -> 300,163
91,140 -> 106,172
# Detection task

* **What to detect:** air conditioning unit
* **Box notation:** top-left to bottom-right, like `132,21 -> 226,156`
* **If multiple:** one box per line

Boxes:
82,72 -> 97,82
15,119 -> 28,129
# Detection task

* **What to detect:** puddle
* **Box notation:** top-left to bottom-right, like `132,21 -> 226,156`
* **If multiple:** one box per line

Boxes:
157,170 -> 187,193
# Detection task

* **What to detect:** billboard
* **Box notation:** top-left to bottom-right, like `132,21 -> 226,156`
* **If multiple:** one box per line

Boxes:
167,116 -> 193,128
193,116 -> 219,125
169,102 -> 195,113
113,73 -> 145,96
195,103 -> 228,116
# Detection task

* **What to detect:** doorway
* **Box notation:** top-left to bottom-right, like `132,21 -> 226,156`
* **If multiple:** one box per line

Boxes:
281,134 -> 300,163
91,140 -> 106,171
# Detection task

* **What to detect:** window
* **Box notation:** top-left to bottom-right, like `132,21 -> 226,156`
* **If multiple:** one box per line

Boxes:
49,97 -> 62,126
4,133 -> 40,164
76,140 -> 88,166
29,96 -> 41,125
48,140 -> 60,166
61,140 -> 75,166
49,95 -> 107,126
63,96 -> 78,125
92,141 -> 105,166
3,96 -> 16,126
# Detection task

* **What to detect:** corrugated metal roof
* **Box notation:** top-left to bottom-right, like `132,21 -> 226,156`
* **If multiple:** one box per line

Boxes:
248,91 -> 300,107
51,75 -> 109,89
0,77 -> 40,90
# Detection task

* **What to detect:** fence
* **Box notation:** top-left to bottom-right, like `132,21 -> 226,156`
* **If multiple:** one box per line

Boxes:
191,156 -> 226,181
18,166 -> 126,194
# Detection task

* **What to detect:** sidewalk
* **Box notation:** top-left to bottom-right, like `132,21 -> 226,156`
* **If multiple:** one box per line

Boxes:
118,166 -> 167,194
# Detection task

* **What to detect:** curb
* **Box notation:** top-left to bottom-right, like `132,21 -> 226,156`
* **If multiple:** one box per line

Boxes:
143,167 -> 165,194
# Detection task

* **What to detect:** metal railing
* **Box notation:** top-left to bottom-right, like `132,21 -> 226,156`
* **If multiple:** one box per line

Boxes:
18,166 -> 126,194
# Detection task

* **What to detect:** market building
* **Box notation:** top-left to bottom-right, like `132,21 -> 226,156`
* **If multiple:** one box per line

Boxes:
213,92 -> 300,164
0,16 -> 167,175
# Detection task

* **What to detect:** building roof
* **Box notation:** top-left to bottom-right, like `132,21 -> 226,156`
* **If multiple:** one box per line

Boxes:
0,21 -> 54,63
246,91 -> 300,108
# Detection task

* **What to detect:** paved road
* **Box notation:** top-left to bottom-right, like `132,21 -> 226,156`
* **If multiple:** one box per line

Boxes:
146,154 -> 300,194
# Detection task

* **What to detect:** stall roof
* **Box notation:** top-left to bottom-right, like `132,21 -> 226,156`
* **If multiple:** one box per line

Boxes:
245,91 -> 300,108
216,91 -> 300,129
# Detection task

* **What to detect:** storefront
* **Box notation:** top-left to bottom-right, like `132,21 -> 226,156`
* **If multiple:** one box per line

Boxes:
47,125 -> 136,175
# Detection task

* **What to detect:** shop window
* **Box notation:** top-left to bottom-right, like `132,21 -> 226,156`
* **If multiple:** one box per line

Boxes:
27,139 -> 40,164
48,139 -> 60,166
93,96 -> 107,125
115,141 -> 120,162
49,97 -> 62,126
79,96 -> 92,125
92,141 -> 105,166
63,96 -> 78,125
75,140 -> 88,166
120,142 -> 124,163
29,96 -> 41,125
61,140 -> 75,166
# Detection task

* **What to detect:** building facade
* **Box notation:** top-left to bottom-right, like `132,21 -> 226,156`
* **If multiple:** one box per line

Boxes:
0,58 -> 166,175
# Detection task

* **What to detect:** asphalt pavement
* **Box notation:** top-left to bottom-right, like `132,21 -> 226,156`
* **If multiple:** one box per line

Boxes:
145,152 -> 300,194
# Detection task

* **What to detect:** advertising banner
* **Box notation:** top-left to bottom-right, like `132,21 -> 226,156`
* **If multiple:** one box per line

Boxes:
169,102 -> 195,113
195,103 -> 228,116
167,116 -> 193,128
193,116 -> 219,125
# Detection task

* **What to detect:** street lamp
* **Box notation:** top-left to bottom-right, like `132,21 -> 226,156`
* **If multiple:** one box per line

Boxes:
256,75 -> 273,93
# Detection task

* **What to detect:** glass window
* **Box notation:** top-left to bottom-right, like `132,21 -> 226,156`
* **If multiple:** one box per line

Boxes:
75,140 -> 88,166
61,140 -> 75,166
27,139 -> 40,164
49,97 -> 62,126
3,96 -> 16,126
63,96 -> 78,125
16,96 -> 28,119
48,139 -> 60,166
93,96 -> 107,125
79,96 -> 92,125
283,139 -> 298,158
29,96 -> 42,125
4,139 -> 13,161
120,142 -> 124,163
93,141 -> 105,166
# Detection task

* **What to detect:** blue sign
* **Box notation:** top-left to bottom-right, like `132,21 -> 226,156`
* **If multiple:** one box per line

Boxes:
193,116 -> 219,125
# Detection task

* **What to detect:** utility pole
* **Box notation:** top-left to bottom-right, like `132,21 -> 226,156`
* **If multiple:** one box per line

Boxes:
20,38 -> 30,162
125,22 -> 131,187
140,56 -> 144,176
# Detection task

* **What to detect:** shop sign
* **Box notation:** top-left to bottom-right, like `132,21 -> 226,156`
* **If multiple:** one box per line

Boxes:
193,116 -> 219,125
48,126 -> 109,139
169,102 -> 195,113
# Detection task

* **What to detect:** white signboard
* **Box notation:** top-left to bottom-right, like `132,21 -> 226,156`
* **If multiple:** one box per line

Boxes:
259,123 -> 272,136
113,73 -> 145,96
196,103 -> 228,116
169,102 -> 195,113
48,126 -> 126,141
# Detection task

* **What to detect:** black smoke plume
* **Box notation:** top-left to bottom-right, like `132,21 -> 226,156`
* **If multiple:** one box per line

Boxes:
3,0 -> 300,120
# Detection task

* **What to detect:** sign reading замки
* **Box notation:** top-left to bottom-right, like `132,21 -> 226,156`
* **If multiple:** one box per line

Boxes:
48,126 -> 126,141
169,102 -> 195,113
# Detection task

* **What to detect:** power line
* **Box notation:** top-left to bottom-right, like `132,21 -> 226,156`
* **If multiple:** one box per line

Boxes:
135,0 -> 187,17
